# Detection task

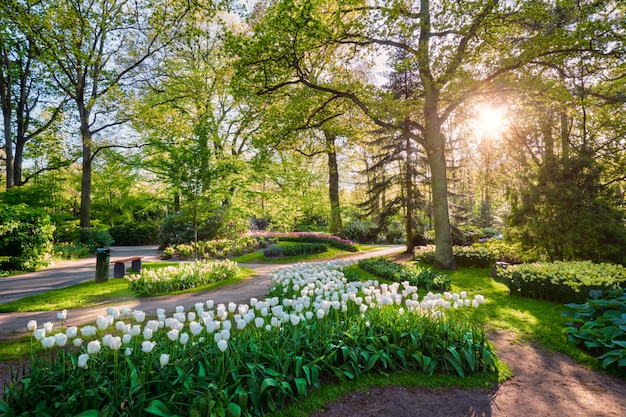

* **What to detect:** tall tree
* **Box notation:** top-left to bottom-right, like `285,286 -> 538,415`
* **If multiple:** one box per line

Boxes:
9,0 -> 192,227
230,0 -> 567,268
0,5 -> 67,189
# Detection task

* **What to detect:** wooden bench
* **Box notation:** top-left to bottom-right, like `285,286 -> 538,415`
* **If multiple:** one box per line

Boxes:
111,257 -> 144,278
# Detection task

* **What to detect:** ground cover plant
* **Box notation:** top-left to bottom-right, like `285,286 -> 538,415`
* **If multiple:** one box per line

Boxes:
494,261 -> 626,304
126,260 -> 241,297
1,260 -> 491,416
563,289 -> 626,370
358,257 -> 451,291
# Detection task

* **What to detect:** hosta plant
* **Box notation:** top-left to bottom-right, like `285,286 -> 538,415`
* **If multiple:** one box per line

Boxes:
563,289 -> 626,369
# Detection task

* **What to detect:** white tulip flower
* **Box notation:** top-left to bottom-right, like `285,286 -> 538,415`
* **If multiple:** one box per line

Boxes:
159,353 -> 170,367
73,338 -> 83,347
55,333 -> 68,347
167,329 -> 179,341
122,333 -> 132,344
180,332 -> 189,345
27,320 -> 37,332
133,310 -> 146,323
77,353 -> 89,369
43,322 -> 53,333
217,339 -> 228,352
42,336 -> 56,349
141,341 -> 156,353
66,326 -> 78,338
57,310 -> 67,321
125,348 -> 132,357
96,315 -> 108,330
87,340 -> 101,354
110,336 -> 122,351
34,328 -> 46,341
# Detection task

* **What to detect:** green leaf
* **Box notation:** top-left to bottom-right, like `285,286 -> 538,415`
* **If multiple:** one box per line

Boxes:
73,411 -> 99,417
226,402 -> 241,417
145,399 -> 177,417
260,377 -> 278,396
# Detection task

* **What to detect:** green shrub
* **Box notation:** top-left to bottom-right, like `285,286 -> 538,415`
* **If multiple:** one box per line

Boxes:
263,242 -> 328,258
157,213 -> 195,248
358,257 -> 451,291
0,203 -> 54,271
53,222 -> 113,252
482,239 -> 544,264
340,218 -> 377,243
108,222 -> 158,245
495,261 -> 626,304
126,259 -> 240,296
563,289 -> 626,369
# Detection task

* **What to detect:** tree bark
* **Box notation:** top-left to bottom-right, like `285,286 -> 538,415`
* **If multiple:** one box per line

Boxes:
324,129 -> 342,236
404,133 -> 414,253
0,47 -> 13,189
79,110 -> 92,228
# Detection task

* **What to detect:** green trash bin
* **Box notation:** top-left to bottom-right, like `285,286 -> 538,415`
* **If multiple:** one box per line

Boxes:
95,248 -> 110,283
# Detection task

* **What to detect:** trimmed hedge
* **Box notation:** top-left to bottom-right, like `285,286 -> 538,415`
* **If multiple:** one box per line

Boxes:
495,261 -> 626,304
252,232 -> 358,252
263,242 -> 328,257
413,244 -> 497,268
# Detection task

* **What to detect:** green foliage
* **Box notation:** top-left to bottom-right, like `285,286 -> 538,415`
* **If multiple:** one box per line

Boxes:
507,155 -> 626,264
263,242 -> 328,258
0,203 -> 54,271
495,261 -> 626,304
126,260 -> 240,296
482,239 -> 544,264
341,218 -> 378,243
563,289 -> 626,369
53,222 -> 113,251
358,257 -> 451,291
108,222 -> 159,245
162,236 -> 273,260
156,213 -> 196,248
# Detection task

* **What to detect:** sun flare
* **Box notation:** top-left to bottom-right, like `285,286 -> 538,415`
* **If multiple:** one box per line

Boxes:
474,105 -> 509,138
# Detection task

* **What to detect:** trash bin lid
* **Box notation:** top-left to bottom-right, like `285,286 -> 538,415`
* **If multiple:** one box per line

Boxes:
96,248 -> 110,254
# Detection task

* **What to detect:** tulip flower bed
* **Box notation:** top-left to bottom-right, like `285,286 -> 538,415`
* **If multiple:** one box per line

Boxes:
263,242 -> 329,258
1,260 -> 492,416
249,231 -> 358,252
358,257 -> 451,291
126,260 -> 240,297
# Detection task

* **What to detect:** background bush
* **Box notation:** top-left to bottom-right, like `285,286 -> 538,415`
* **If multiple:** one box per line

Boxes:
162,236 -> 273,260
0,203 -> 54,271
340,218 -> 377,243
108,222 -> 159,245
275,232 -> 358,252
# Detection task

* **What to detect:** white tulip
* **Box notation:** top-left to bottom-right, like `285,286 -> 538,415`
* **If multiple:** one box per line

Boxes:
141,341 -> 156,353
57,310 -> 67,320
42,336 -> 56,349
87,340 -> 101,354
159,353 -> 170,367
55,333 -> 68,347
27,320 -> 37,332
217,339 -> 228,352
33,328 -> 46,341
43,322 -> 53,333
77,353 -> 89,369
110,336 -> 122,351
66,326 -> 78,338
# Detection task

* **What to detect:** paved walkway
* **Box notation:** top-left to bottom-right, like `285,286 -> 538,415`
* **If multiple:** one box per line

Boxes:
0,245 -> 405,338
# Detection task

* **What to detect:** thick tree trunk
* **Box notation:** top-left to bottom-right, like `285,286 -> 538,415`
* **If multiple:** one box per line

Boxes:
404,134 -> 414,253
2,106 -> 12,189
427,140 -> 456,270
13,140 -> 23,186
324,130 -> 342,236
79,110 -> 92,228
